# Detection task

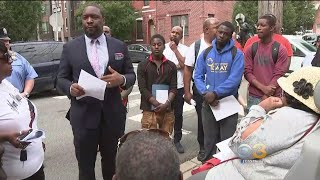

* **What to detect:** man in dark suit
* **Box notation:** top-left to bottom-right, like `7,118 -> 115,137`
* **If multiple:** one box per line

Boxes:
56,4 -> 136,180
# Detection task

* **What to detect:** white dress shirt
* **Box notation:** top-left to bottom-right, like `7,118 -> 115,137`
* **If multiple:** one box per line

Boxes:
163,42 -> 188,89
185,38 -> 211,78
85,34 -> 109,77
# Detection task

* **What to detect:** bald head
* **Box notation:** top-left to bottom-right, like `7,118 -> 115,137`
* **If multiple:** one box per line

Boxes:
203,18 -> 220,42
103,25 -> 111,36
170,26 -> 183,44
203,18 -> 220,32
172,26 -> 182,34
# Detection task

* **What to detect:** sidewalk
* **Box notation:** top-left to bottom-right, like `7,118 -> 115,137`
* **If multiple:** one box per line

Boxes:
181,157 -> 202,179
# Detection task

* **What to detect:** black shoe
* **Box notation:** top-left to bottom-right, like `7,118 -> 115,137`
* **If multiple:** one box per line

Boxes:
197,149 -> 206,162
174,142 -> 185,153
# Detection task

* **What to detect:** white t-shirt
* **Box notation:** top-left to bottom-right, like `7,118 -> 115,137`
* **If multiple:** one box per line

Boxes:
0,79 -> 44,180
163,42 -> 188,89
185,38 -> 211,78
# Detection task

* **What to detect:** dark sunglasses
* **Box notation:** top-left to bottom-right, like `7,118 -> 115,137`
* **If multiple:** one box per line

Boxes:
117,129 -> 170,151
0,52 -> 12,63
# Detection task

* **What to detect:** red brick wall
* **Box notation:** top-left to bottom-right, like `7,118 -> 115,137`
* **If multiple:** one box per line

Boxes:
131,1 -> 235,46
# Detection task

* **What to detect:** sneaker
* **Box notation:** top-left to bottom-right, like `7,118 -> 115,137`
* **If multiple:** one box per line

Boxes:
197,149 -> 206,162
174,142 -> 185,153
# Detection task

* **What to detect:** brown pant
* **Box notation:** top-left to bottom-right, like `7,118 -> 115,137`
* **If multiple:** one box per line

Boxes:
141,111 -> 175,135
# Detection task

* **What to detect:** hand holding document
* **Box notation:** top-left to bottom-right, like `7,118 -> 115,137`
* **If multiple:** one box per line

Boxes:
77,70 -> 107,100
210,95 -> 242,121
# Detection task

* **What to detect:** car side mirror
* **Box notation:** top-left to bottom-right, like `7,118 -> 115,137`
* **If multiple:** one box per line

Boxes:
139,48 -> 143,51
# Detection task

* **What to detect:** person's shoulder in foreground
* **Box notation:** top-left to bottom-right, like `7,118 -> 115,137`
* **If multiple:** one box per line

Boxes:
113,130 -> 183,180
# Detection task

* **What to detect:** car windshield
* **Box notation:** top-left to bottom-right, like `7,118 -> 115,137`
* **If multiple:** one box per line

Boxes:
292,39 -> 317,52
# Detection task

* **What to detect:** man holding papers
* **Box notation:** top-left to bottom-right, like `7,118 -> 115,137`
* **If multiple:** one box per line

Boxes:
56,4 -> 135,180
194,21 -> 244,161
137,34 -> 177,135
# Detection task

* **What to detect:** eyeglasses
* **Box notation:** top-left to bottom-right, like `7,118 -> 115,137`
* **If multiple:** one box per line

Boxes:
117,129 -> 170,151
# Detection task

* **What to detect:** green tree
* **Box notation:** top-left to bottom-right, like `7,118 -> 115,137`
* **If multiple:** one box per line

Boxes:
0,1 -> 42,41
290,1 -> 316,32
283,1 -> 297,34
76,1 -> 137,41
232,0 -> 316,34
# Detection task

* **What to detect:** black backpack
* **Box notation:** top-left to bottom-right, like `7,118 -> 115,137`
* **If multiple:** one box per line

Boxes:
251,41 -> 280,64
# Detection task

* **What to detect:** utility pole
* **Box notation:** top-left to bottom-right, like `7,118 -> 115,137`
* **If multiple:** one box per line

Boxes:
258,0 -> 283,28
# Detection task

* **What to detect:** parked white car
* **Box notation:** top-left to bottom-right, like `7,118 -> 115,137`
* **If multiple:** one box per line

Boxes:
283,35 -> 317,72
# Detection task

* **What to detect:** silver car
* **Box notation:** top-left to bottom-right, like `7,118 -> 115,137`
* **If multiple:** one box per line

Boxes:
128,44 -> 151,63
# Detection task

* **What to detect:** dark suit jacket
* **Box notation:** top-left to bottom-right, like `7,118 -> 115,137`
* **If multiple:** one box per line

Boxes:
57,34 -> 136,130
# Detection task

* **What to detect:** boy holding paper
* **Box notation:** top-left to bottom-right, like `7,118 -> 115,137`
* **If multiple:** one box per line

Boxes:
137,34 -> 177,134
194,21 -> 244,161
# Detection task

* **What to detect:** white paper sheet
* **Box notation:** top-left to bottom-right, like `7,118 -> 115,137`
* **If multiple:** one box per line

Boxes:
210,95 -> 242,121
76,70 -> 107,100
156,90 -> 168,104
213,137 -> 237,161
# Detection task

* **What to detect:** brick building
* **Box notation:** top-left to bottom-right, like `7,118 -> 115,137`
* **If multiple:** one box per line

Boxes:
313,2 -> 320,34
40,0 -> 84,41
132,1 -> 235,46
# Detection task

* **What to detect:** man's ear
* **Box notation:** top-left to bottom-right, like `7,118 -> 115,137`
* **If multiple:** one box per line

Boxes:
270,25 -> 275,33
112,175 -> 117,180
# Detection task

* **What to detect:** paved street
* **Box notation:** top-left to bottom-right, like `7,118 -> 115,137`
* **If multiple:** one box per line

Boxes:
30,64 -> 201,180
30,63 -> 248,180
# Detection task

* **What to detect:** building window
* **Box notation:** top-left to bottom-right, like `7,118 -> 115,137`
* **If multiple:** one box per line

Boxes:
171,15 -> 189,35
64,1 -> 67,12
136,19 -> 143,40
143,0 -> 149,6
42,22 -> 49,34
208,14 -> 215,18
65,17 -> 68,31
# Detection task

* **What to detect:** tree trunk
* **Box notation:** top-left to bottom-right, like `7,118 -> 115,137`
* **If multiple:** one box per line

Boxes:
258,0 -> 283,28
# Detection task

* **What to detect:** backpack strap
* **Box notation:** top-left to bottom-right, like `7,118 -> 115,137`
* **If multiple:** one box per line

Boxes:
203,46 -> 213,61
251,41 -> 258,61
251,41 -> 280,64
203,46 -> 237,61
271,41 -> 280,64
194,39 -> 201,63
231,46 -> 237,61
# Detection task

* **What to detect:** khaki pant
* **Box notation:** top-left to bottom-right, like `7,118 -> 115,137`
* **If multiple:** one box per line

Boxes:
141,111 -> 175,135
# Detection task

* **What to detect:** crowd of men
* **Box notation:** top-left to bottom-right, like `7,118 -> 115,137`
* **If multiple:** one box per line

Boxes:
1,2 -> 320,180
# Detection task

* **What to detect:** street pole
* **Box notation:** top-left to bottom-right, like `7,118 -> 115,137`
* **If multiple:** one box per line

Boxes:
258,0 -> 283,28
66,0 -> 72,41
182,24 -> 185,44
55,1 -> 59,41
